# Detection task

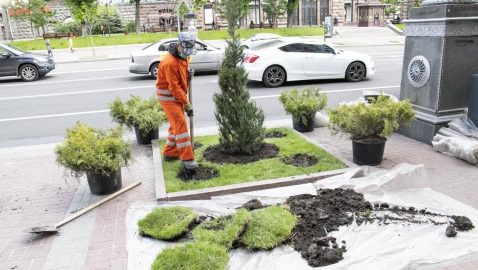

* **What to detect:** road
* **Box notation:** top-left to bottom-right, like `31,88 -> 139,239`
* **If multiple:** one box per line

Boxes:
0,45 -> 404,148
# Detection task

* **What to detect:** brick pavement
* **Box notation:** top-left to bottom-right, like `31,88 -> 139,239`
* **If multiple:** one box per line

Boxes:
1,125 -> 477,270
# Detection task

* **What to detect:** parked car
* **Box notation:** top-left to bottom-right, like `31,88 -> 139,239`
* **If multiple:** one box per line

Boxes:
241,33 -> 282,49
129,38 -> 223,79
243,39 -> 375,87
0,43 -> 55,81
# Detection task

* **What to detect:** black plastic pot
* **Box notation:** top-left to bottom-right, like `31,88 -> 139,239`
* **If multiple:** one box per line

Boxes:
134,126 -> 159,145
86,170 -> 122,195
352,139 -> 386,165
292,114 -> 315,133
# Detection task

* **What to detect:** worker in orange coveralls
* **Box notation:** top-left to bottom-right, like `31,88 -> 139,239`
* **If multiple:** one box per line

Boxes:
155,32 -> 199,170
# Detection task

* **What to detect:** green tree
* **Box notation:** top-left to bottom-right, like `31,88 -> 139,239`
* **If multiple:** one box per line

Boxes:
8,0 -> 54,37
213,0 -> 265,155
286,0 -> 299,27
380,0 -> 398,16
262,0 -> 287,26
64,0 -> 99,55
129,0 -> 140,34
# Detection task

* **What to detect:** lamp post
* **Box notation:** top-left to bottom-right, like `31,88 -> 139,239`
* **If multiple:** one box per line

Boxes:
106,0 -> 112,36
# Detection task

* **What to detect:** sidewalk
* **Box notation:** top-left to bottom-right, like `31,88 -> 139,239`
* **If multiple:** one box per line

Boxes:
0,120 -> 477,270
34,26 -> 405,64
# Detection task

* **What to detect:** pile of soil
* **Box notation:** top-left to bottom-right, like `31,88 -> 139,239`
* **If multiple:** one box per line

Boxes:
177,165 -> 219,181
265,130 -> 287,138
281,153 -> 319,167
285,189 -> 475,267
193,142 -> 204,150
203,143 -> 279,164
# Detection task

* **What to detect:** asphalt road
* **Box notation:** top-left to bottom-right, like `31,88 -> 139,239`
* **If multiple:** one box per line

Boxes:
0,45 -> 404,148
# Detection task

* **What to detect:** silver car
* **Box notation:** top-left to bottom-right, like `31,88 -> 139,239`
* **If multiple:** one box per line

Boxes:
129,38 -> 223,79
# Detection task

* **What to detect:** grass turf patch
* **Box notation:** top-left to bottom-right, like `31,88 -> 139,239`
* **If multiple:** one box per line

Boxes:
138,206 -> 197,240
151,242 -> 229,270
241,205 -> 297,250
161,128 -> 346,192
10,27 -> 324,51
192,209 -> 252,248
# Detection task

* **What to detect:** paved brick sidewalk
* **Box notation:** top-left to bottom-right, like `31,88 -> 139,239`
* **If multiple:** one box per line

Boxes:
1,125 -> 477,270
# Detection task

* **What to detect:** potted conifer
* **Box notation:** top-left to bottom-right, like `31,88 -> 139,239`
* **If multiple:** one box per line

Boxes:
327,96 -> 415,165
110,95 -> 166,145
279,87 -> 328,132
55,122 -> 132,195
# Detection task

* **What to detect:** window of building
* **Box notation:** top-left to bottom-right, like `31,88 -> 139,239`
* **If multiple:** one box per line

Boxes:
301,0 -> 317,25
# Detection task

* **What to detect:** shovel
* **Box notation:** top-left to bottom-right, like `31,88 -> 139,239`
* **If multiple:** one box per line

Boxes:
183,68 -> 195,180
27,181 -> 141,234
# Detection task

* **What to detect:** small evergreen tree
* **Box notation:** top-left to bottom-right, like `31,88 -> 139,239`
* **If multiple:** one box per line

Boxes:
214,0 -> 265,155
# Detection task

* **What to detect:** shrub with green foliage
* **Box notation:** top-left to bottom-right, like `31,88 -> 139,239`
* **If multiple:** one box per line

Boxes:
151,242 -> 229,270
193,209 -> 252,248
327,95 -> 415,142
109,95 -> 166,137
279,87 -> 328,125
241,205 -> 297,250
213,0 -> 265,155
138,207 -> 198,240
55,122 -> 131,178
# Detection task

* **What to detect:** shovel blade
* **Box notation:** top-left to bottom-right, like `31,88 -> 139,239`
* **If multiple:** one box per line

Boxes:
27,226 -> 59,234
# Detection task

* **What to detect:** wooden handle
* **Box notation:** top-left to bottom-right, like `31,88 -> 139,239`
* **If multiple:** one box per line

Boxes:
188,76 -> 194,150
54,181 -> 141,228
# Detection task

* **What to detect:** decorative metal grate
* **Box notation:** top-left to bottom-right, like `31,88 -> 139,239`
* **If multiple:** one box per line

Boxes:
407,55 -> 430,88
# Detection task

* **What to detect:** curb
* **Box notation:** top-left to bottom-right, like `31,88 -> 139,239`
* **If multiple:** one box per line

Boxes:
385,20 -> 405,36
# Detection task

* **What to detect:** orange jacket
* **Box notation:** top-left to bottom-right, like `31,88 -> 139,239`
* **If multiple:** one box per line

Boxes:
155,53 -> 189,105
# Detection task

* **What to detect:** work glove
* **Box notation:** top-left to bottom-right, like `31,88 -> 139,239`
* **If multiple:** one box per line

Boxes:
184,103 -> 193,117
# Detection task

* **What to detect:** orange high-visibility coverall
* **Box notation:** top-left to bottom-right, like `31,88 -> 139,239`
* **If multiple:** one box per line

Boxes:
155,53 -> 194,161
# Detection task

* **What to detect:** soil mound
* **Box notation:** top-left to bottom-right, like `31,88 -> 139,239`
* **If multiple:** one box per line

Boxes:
265,130 -> 287,138
177,165 -> 219,181
281,153 -> 319,167
193,142 -> 204,150
203,143 -> 279,164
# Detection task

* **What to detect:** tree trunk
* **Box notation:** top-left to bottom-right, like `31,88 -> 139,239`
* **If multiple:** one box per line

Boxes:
135,0 -> 141,34
88,26 -> 96,56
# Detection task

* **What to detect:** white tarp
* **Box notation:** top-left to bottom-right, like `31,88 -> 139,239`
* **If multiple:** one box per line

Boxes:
432,116 -> 478,165
127,163 -> 478,270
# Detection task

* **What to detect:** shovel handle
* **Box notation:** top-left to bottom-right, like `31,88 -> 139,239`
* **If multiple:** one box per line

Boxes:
188,69 -> 194,150
54,181 -> 141,228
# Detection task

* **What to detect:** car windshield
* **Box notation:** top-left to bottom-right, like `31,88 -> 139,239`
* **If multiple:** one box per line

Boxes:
142,42 -> 160,50
253,40 -> 285,50
3,44 -> 27,55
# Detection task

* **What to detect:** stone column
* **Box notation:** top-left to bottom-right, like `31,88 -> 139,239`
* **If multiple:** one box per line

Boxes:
399,1 -> 478,144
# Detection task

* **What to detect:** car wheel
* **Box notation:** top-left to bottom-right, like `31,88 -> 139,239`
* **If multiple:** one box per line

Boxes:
345,62 -> 366,82
262,65 -> 286,87
150,62 -> 159,79
19,64 -> 39,82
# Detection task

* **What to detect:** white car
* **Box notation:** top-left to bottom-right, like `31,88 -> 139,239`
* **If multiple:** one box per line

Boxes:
129,38 -> 223,79
241,33 -> 282,49
243,40 -> 375,87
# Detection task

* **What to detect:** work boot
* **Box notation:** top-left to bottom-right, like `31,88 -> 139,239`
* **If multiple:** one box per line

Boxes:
163,155 -> 179,162
182,160 -> 199,170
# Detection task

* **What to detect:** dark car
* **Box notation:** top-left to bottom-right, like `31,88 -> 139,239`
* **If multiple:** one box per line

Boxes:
0,43 -> 55,81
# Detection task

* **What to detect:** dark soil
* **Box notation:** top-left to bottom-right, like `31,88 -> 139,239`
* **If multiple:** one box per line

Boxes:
177,165 -> 219,181
265,130 -> 287,138
286,189 -> 475,267
203,143 -> 279,164
193,142 -> 204,150
281,153 -> 319,167
239,199 -> 265,211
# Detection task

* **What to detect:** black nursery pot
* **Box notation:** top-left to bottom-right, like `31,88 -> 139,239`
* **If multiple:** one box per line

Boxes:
86,170 -> 122,195
352,139 -> 386,165
134,126 -> 159,145
292,114 -> 315,133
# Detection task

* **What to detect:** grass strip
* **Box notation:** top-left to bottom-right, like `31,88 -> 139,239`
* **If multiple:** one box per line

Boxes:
162,128 -> 346,193
151,242 -> 229,270
241,205 -> 297,250
192,209 -> 252,248
138,206 -> 197,240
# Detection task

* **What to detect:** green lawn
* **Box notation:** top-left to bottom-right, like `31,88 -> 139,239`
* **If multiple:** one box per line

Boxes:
10,27 -> 323,51
395,23 -> 404,30
161,128 -> 345,193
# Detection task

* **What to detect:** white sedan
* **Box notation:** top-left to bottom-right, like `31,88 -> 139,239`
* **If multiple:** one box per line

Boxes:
243,40 -> 375,87
129,38 -> 223,79
241,33 -> 282,49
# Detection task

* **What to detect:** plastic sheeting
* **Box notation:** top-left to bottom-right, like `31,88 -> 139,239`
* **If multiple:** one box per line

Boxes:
126,163 -> 478,270
433,116 -> 478,165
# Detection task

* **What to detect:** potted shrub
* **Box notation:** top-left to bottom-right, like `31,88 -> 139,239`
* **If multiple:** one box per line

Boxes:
110,95 -> 166,145
279,87 -> 327,132
55,122 -> 132,195
327,96 -> 415,165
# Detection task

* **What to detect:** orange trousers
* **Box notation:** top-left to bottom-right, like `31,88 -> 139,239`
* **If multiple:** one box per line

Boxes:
160,101 -> 194,161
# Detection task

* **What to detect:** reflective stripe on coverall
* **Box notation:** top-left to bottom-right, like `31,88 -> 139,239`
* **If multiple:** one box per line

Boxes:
155,52 -> 194,161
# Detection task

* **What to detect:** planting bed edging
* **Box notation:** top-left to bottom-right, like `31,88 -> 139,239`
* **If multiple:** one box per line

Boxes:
152,130 -> 354,201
